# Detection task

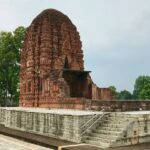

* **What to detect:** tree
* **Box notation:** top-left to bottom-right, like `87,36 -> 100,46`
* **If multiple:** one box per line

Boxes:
133,76 -> 150,99
109,86 -> 133,100
0,26 -> 26,106
109,86 -> 118,99
117,90 -> 132,100
138,84 -> 150,99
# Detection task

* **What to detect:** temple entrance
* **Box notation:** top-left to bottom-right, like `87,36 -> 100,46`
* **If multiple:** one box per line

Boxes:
63,70 -> 90,98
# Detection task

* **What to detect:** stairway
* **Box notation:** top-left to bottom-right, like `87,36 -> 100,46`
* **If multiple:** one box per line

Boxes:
82,113 -> 134,148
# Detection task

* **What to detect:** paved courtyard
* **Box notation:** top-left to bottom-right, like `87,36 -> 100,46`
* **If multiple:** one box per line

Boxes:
0,134 -> 53,150
107,143 -> 150,150
0,133 -> 150,150
62,143 -> 150,150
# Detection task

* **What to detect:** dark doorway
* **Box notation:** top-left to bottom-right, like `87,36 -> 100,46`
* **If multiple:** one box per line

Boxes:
63,70 -> 89,98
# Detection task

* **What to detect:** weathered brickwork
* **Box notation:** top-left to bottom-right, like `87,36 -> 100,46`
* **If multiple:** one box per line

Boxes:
19,9 -> 112,108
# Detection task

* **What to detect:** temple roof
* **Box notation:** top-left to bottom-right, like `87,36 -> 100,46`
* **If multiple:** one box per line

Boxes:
32,8 -> 73,25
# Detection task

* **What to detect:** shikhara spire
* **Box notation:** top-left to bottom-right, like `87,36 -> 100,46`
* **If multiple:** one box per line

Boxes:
19,9 -> 112,108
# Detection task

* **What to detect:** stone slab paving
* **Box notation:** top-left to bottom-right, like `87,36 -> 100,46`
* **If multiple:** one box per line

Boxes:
107,143 -> 150,150
0,133 -> 150,150
124,111 -> 150,114
3,107 -> 150,115
61,145 -> 102,150
62,143 -> 150,150
3,107 -> 102,115
0,134 -> 53,150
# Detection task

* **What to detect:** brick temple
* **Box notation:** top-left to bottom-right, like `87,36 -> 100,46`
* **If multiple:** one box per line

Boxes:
19,9 -> 112,108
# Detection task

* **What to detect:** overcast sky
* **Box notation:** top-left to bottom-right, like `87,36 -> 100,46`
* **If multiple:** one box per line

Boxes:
0,0 -> 150,92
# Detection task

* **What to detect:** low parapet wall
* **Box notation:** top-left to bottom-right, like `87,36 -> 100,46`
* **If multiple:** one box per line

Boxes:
35,99 -> 150,112
20,98 -> 150,112
89,100 -> 150,111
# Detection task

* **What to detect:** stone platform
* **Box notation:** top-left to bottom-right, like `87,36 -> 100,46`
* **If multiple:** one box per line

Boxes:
0,108 -> 150,149
83,111 -> 150,148
0,107 -> 103,143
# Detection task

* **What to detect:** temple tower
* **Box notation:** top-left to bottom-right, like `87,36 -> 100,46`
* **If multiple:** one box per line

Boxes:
19,9 -> 94,107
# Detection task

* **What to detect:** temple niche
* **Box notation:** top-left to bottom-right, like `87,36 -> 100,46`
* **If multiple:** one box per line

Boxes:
19,9 -> 112,108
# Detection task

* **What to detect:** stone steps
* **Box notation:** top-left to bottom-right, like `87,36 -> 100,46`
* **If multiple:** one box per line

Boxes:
83,132 -> 118,142
100,126 -> 124,131
82,112 -> 150,148
100,125 -> 125,131
107,113 -> 134,117
83,113 -> 133,148
84,136 -> 112,143
90,133 -> 118,139
94,129 -> 121,135
105,116 -> 134,121
85,139 -> 110,148
103,119 -> 133,123
101,124 -> 126,128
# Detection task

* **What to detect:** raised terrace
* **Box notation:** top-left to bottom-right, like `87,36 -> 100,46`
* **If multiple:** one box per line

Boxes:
0,107 -> 150,149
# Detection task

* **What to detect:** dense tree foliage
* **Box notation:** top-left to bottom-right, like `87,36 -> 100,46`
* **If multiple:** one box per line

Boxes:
117,90 -> 132,100
133,76 -> 150,99
0,27 -> 26,106
109,86 -> 132,100
109,76 -> 150,100
109,86 -> 118,99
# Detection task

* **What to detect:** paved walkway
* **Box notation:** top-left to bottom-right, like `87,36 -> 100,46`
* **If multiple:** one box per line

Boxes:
0,134 -> 53,150
0,133 -> 150,150
62,143 -> 150,150
108,143 -> 150,150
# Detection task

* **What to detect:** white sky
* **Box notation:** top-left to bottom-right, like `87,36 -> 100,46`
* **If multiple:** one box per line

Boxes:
0,0 -> 150,92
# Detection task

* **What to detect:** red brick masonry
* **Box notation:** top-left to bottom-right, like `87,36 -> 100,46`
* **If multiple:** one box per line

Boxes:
19,9 -> 112,108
